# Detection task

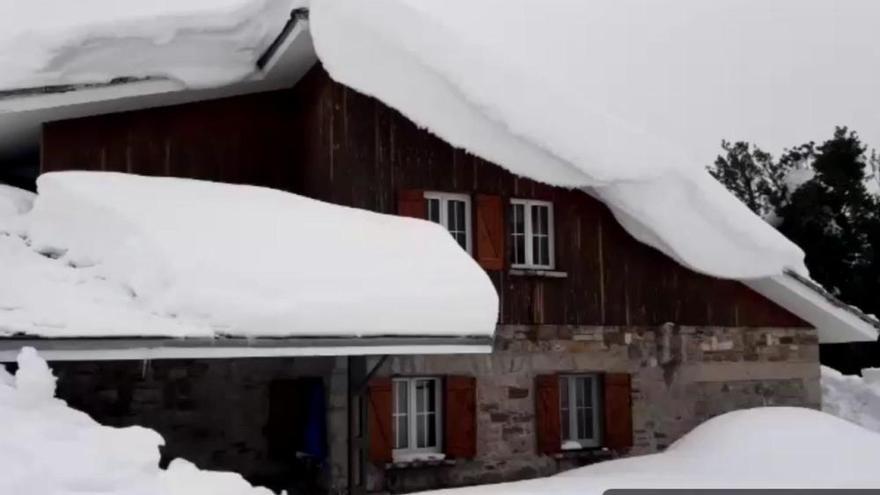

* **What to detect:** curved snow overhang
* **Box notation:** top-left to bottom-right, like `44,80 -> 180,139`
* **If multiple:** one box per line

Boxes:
0,335 -> 494,362
746,271 -> 880,344
0,9 -> 317,161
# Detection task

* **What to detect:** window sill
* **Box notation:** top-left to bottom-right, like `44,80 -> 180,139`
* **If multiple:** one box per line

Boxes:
386,456 -> 456,470
509,268 -> 568,278
552,447 -> 613,460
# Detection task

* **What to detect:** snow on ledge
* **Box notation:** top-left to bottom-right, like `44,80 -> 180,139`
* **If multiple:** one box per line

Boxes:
0,0 -> 302,91
1,172 -> 499,340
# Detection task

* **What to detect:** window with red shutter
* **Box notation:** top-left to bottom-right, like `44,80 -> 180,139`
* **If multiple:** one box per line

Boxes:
535,374 -> 561,455
603,373 -> 634,452
444,375 -> 477,459
367,377 -> 393,464
475,194 -> 505,270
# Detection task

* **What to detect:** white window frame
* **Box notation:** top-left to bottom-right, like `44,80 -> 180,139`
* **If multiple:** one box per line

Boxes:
510,199 -> 555,269
424,191 -> 472,254
392,377 -> 443,458
560,374 -> 602,449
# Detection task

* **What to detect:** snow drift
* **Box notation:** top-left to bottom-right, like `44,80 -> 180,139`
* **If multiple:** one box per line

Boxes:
0,347 -> 272,495
821,365 -> 880,434
0,0 -> 300,91
2,172 -> 498,338
305,0 -> 880,279
425,407 -> 880,494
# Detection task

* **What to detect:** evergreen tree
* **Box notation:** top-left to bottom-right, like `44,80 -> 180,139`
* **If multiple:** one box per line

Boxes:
711,127 -> 880,317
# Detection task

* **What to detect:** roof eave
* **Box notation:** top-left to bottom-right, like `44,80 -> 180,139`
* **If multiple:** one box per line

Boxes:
0,334 -> 495,362
745,272 -> 880,344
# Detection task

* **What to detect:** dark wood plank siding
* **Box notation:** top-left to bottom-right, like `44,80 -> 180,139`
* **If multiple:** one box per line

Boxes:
40,66 -> 807,328
42,91 -> 300,190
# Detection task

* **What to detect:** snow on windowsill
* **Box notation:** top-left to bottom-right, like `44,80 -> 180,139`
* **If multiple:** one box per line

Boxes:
508,268 -> 568,279
388,452 -> 451,468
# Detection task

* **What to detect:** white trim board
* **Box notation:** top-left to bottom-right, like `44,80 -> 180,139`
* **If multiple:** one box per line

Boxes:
0,343 -> 492,362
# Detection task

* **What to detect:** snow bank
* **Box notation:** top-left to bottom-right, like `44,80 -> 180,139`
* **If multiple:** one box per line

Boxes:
2,172 -> 497,339
304,0 -> 880,279
821,365 -> 880,434
0,0 -> 299,90
0,347 -> 272,495
424,407 -> 880,495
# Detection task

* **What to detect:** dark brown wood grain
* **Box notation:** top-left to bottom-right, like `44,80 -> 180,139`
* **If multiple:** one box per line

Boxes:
535,374 -> 561,455
444,375 -> 477,459
367,377 -> 393,464
603,373 -> 633,452
40,65 -> 808,329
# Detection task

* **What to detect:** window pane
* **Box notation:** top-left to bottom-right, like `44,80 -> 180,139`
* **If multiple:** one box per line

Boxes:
447,200 -> 468,250
560,377 -> 570,441
426,198 -> 441,224
511,204 -> 526,264
575,377 -> 586,408
427,412 -> 437,446
532,235 -> 541,266
583,408 -> 595,439
577,408 -> 587,440
394,381 -> 409,449
539,236 -> 550,266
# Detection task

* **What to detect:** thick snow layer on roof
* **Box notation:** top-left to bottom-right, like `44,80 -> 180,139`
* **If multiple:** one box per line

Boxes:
308,0 -> 880,279
424,407 -> 880,494
0,0 -> 299,90
0,347 -> 272,495
1,172 -> 498,339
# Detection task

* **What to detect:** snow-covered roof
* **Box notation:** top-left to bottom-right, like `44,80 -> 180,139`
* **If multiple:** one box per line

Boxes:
0,173 -> 498,354
0,1 -> 876,344
0,0 -> 302,91
309,0 -> 879,343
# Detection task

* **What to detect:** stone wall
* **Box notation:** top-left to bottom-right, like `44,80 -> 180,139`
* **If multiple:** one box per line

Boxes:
367,324 -> 820,493
49,357 -> 350,495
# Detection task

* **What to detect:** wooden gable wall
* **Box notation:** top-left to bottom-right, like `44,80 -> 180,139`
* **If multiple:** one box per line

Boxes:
41,66 -> 807,329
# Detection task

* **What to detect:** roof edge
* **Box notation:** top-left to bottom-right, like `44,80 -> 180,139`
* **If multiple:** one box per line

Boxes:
746,272 -> 880,344
0,335 -> 495,361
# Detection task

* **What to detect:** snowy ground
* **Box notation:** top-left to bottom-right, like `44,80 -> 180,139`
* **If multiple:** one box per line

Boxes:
0,173 -> 498,339
423,407 -> 880,495
5,346 -> 880,494
0,348 -> 272,495
821,365 -> 880,434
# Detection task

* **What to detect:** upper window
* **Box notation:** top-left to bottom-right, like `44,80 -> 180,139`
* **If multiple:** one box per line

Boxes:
393,377 -> 443,456
560,374 -> 601,449
509,199 -> 554,269
424,192 -> 472,253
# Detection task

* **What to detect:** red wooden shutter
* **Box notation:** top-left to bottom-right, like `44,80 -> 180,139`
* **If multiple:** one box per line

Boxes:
603,373 -> 633,451
398,189 -> 426,219
444,375 -> 477,458
368,377 -> 393,464
475,194 -> 505,270
535,374 -> 561,455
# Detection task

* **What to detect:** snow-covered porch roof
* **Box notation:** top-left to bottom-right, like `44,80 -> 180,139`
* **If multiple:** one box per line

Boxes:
0,173 -> 499,358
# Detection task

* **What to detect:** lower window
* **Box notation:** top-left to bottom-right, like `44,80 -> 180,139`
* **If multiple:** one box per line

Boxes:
560,374 -> 601,449
392,377 -> 443,458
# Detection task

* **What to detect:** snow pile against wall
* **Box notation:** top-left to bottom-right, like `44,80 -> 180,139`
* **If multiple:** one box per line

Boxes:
424,407 -> 880,495
2,172 -> 497,338
0,0 -> 300,91
310,0 -> 879,279
821,365 -> 880,434
0,347 -> 272,495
